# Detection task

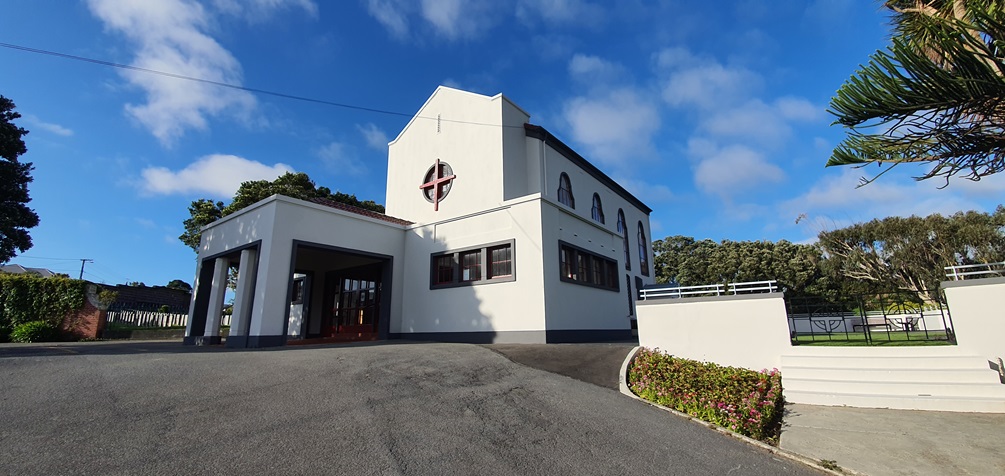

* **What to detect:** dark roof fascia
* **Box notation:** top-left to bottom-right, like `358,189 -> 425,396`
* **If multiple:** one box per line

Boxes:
524,124 -> 652,214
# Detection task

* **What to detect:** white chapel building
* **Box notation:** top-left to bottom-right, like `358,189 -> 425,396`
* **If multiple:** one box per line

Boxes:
185,86 -> 655,348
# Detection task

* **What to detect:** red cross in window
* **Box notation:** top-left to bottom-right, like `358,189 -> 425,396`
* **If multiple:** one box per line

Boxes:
419,159 -> 456,211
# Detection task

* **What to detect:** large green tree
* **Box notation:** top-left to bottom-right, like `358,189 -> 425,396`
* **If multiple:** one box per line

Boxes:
180,172 -> 385,251
0,95 -> 39,264
817,207 -> 1005,302
828,1 -> 1005,184
651,236 -> 828,297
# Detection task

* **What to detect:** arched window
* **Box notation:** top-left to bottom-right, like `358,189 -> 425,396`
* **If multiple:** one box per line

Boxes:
591,194 -> 605,224
617,209 -> 630,271
637,221 -> 650,277
558,173 -> 575,208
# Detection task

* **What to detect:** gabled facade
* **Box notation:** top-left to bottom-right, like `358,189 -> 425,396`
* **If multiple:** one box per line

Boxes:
185,86 -> 654,347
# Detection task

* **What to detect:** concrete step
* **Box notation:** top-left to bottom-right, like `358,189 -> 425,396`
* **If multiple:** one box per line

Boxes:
783,377 -> 1005,398
781,365 -> 998,384
780,352 -> 985,370
784,388 -> 1005,413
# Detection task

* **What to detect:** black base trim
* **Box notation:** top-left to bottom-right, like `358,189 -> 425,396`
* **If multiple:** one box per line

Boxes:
545,329 -> 635,343
186,335 -> 222,346
389,329 -> 635,344
245,335 -> 286,348
389,331 -> 541,344
222,335 -> 287,348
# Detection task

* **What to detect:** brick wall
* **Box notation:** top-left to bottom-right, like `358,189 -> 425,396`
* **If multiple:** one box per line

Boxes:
61,298 -> 106,340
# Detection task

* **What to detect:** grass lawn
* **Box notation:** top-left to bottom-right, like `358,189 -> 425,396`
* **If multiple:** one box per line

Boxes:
792,331 -> 953,346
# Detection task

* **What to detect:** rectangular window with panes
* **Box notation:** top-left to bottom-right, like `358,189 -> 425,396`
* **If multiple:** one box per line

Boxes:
430,240 -> 516,289
558,241 -> 619,292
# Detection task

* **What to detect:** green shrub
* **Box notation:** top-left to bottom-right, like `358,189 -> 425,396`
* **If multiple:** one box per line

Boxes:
9,320 -> 61,343
627,348 -> 784,442
0,275 -> 87,331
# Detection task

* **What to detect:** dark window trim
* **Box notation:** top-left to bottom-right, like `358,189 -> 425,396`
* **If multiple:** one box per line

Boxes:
617,209 -> 630,271
558,240 -> 620,292
558,172 -> 575,208
638,222 -> 650,277
430,239 -> 516,289
591,193 -> 605,224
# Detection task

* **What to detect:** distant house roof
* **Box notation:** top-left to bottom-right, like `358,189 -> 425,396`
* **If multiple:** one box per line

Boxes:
0,264 -> 58,278
308,198 -> 414,226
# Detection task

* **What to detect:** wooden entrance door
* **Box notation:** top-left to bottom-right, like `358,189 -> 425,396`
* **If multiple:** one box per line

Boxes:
322,264 -> 382,341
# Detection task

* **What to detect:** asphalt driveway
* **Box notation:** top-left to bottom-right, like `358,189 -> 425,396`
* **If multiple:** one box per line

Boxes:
0,341 -> 821,475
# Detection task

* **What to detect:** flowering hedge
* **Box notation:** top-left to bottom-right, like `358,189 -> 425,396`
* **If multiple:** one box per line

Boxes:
627,347 -> 784,442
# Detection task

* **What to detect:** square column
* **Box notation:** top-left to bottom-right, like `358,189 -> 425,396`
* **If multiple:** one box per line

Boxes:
199,257 -> 230,345
227,248 -> 258,348
184,260 -> 203,339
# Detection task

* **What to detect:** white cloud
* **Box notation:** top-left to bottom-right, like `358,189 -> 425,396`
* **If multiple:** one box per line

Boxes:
87,0 -> 314,146
357,123 -> 389,151
316,142 -> 367,176
140,154 -> 294,197
780,168 -> 982,227
697,97 -> 822,145
420,0 -> 499,40
22,115 -> 73,137
516,0 -> 603,26
211,0 -> 317,20
615,177 -> 674,204
364,0 -> 500,40
88,0 -> 255,145
364,0 -> 411,39
775,97 -> 823,122
562,88 -> 661,167
568,54 -> 624,85
691,143 -> 785,198
699,100 -> 791,144
656,47 -> 762,110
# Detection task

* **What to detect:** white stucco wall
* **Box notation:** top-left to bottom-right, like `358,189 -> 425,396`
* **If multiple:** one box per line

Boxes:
386,87 -> 529,225
636,294 -> 792,371
942,277 -> 1005,364
397,198 -> 545,337
197,196 -> 406,339
538,140 -> 654,293
540,202 -> 633,331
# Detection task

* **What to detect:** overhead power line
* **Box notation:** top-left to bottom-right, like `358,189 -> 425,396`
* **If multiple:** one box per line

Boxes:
15,255 -> 82,261
0,42 -> 524,129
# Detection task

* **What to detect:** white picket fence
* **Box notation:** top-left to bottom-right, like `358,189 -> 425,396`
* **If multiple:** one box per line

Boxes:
106,310 -> 232,328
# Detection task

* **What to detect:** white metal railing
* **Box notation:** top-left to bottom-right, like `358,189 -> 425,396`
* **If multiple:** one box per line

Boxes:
640,280 -> 778,300
944,262 -> 1005,280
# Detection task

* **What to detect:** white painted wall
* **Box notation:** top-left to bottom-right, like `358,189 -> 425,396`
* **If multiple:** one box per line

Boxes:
386,87 -> 528,225
398,198 -> 545,336
942,277 -> 1005,365
538,139 -> 654,292
636,294 -> 791,371
197,196 -> 406,339
541,202 -> 633,331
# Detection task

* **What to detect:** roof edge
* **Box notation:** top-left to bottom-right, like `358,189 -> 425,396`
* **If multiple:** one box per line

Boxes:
524,124 -> 652,215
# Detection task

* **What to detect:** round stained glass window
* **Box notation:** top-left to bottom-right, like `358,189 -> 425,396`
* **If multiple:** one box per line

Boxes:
421,161 -> 454,203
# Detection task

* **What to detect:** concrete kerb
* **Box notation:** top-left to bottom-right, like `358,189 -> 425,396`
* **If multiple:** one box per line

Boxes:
617,346 -> 860,476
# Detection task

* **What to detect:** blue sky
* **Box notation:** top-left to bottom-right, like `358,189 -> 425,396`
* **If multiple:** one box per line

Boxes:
3,0 -> 1003,287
